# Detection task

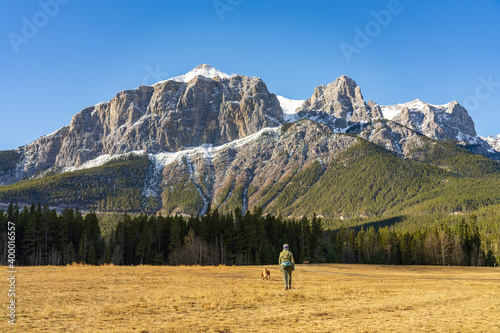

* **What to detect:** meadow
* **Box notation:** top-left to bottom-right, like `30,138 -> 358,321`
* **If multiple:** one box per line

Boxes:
2,264 -> 500,332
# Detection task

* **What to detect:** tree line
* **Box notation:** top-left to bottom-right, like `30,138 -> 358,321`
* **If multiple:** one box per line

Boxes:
330,218 -> 497,266
0,203 -> 103,266
0,203 -> 497,267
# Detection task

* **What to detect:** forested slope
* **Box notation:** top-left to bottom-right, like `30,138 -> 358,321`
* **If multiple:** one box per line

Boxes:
0,154 -> 158,212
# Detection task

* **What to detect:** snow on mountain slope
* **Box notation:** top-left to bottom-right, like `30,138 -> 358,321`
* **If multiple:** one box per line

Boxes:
162,64 -> 232,84
481,134 -> 500,152
380,105 -> 401,120
380,99 -> 452,120
380,99 -> 481,145
61,126 -> 281,173
42,125 -> 70,140
276,95 -> 305,121
63,150 -> 147,173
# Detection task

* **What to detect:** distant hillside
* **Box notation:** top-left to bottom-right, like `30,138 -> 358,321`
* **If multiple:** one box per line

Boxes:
0,154 -> 159,213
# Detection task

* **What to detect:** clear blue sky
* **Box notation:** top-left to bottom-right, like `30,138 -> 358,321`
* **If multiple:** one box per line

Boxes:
1,0 -> 499,150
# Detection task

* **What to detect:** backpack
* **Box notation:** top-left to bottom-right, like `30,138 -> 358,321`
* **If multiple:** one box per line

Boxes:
281,250 -> 293,265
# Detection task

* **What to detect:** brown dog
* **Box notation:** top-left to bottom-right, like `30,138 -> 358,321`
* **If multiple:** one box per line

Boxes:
260,267 -> 271,280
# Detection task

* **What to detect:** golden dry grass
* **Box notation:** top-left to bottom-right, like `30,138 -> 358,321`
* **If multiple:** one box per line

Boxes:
2,264 -> 500,332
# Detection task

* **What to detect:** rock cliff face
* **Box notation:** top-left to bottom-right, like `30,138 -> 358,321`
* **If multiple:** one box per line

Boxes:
13,126 -> 69,182
297,75 -> 383,126
380,100 -> 478,144
357,120 -> 426,158
55,65 -> 283,167
6,65 -> 283,183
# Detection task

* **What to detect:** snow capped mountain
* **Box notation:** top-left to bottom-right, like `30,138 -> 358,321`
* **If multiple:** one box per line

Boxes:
381,99 -> 453,120
380,99 -> 480,145
1,65 -> 499,189
163,64 -> 232,84
2,65 -> 283,184
481,134 -> 500,153
276,95 -> 305,121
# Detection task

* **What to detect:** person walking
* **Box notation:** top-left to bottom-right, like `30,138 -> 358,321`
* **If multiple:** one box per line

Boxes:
279,243 -> 295,290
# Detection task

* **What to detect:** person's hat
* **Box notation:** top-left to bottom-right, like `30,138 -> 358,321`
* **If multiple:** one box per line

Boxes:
283,244 -> 289,249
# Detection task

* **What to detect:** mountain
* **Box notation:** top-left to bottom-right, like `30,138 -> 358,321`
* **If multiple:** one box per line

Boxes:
297,75 -> 383,123
1,64 -> 499,216
374,99 -> 499,159
481,134 -> 500,153
3,64 -> 283,185
379,99 -> 477,143
277,76 -> 499,160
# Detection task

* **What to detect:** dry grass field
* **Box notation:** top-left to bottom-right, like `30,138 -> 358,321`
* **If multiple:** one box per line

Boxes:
2,264 -> 500,332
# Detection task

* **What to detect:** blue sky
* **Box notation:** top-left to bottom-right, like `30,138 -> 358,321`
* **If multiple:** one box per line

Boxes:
1,0 -> 499,150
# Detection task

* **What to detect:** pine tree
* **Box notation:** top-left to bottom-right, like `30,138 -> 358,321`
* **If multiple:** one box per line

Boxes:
169,216 -> 183,254
78,236 -> 86,263
355,228 -> 365,264
299,215 -> 311,263
66,242 -> 76,264
410,230 -> 424,265
400,232 -> 413,265
310,214 -> 324,262
136,223 -> 150,265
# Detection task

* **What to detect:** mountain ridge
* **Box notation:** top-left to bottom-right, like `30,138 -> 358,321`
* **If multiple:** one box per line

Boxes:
1,64 -> 499,216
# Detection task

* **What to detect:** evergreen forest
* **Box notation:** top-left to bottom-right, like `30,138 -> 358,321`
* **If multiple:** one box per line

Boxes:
1,203 -> 497,267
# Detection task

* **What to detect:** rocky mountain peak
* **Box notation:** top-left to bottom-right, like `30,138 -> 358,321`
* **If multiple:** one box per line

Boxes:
334,74 -> 359,90
297,75 -> 380,123
482,134 -> 500,153
381,100 -> 478,144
